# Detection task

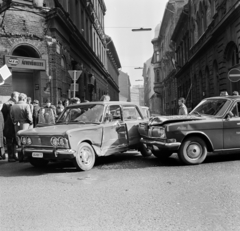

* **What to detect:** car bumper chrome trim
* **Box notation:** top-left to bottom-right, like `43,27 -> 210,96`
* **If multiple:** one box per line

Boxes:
140,138 -> 181,150
17,148 -> 76,159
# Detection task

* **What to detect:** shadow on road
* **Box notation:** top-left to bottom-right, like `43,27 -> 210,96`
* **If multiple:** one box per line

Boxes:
1,151 -> 240,177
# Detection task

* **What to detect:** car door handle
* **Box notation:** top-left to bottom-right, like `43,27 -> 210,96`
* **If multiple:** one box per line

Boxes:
237,123 -> 240,125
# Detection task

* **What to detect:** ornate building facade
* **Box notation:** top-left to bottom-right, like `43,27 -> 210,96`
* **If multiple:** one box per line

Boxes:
151,0 -> 188,115
172,0 -> 240,109
0,0 -> 120,104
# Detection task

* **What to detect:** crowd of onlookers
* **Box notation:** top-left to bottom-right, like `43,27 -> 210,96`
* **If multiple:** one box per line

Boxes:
0,91 -> 110,162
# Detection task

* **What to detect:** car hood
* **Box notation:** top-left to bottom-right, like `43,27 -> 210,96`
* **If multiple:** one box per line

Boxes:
148,115 -> 207,126
17,124 -> 99,136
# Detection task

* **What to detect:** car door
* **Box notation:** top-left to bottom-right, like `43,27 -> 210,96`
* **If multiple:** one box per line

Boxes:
101,105 -> 128,154
122,105 -> 144,146
223,101 -> 240,149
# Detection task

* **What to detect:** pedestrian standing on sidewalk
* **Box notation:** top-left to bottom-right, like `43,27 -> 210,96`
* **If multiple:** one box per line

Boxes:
178,97 -> 188,115
27,97 -> 34,114
10,93 -> 33,161
56,100 -> 64,117
2,91 -> 19,162
63,99 -> 70,108
33,100 -> 41,127
0,101 -> 5,160
100,94 -> 110,102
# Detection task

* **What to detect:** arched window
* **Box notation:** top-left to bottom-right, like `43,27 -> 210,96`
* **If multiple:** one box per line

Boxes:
213,61 -> 219,96
199,71 -> 203,100
203,1 -> 208,31
193,74 -> 197,105
197,11 -> 202,38
205,66 -> 210,97
155,70 -> 160,83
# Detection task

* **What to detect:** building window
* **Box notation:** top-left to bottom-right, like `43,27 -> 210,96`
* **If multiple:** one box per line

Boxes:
213,61 -> 219,96
205,66 -> 210,97
156,51 -> 160,62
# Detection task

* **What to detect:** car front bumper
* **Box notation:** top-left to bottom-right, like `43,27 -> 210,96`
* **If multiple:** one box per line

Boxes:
17,147 -> 76,160
140,138 -> 181,151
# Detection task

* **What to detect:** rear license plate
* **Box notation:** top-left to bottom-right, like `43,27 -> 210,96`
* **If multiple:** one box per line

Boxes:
32,152 -> 43,158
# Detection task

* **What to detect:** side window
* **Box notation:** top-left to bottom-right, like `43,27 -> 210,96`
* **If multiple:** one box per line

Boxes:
105,105 -> 122,122
122,106 -> 142,121
231,102 -> 240,117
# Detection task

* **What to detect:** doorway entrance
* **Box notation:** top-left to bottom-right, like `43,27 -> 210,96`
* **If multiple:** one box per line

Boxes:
12,72 -> 34,99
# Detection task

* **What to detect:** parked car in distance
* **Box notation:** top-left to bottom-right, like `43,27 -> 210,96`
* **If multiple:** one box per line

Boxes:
17,102 -> 151,171
138,95 -> 240,165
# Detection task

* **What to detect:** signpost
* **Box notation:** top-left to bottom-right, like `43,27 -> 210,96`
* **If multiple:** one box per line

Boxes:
68,70 -> 82,97
228,68 -> 240,82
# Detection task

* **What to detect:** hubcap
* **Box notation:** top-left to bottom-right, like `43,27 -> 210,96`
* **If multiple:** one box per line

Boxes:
80,147 -> 92,165
186,142 -> 202,159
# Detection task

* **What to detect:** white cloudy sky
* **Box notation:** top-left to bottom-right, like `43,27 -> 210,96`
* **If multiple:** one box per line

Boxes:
104,0 -> 169,86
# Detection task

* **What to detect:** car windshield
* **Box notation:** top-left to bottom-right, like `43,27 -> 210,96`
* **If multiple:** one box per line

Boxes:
190,98 -> 231,116
57,104 -> 104,124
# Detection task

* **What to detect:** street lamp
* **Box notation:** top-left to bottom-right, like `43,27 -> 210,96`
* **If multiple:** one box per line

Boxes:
132,27 -> 152,32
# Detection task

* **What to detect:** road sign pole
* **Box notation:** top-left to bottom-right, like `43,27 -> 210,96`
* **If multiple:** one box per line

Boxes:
73,70 -> 76,98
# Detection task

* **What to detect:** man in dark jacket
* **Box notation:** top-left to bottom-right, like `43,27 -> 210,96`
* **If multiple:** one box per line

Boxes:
10,93 -> 33,162
2,91 -> 19,162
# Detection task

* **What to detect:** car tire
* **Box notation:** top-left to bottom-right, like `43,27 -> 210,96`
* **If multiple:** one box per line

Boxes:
139,143 -> 152,157
178,136 -> 207,165
73,142 -> 96,171
152,150 -> 172,159
29,158 -> 49,167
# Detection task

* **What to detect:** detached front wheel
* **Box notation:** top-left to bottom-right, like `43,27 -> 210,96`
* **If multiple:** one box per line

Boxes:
73,142 -> 96,171
152,150 -> 172,159
139,143 -> 152,157
178,136 -> 207,165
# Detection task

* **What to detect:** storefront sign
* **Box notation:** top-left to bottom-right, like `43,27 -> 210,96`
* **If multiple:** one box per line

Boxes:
4,55 -> 46,70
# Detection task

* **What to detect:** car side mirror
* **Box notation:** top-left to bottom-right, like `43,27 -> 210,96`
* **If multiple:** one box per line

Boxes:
226,111 -> 234,120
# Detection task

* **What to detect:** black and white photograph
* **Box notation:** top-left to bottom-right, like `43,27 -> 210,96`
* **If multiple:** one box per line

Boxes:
1,0 -> 240,230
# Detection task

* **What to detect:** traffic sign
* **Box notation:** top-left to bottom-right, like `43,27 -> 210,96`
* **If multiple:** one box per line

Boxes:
228,68 -> 240,82
70,83 -> 79,91
68,70 -> 82,97
0,64 -> 12,85
68,70 -> 82,81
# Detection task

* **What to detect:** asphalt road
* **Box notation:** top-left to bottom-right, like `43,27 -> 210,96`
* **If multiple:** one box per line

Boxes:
1,151 -> 240,231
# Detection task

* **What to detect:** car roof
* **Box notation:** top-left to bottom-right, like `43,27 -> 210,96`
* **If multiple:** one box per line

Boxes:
66,101 -> 139,108
204,96 -> 240,100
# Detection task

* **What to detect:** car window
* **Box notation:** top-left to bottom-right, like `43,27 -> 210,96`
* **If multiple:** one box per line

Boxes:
190,99 -> 231,116
230,102 -> 240,117
57,104 -> 104,124
106,105 -> 122,122
122,106 -> 142,121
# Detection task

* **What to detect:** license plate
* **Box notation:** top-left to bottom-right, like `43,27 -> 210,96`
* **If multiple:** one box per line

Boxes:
32,152 -> 43,158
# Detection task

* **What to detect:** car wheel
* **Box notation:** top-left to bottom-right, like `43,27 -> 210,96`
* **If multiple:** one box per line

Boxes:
139,143 -> 152,157
29,158 -> 49,167
178,136 -> 207,165
152,150 -> 172,159
73,142 -> 96,171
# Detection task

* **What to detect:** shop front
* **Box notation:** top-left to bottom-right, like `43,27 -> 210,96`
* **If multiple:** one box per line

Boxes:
4,54 -> 47,103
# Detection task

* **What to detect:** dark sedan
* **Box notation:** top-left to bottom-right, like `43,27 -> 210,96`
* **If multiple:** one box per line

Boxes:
138,95 -> 240,164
